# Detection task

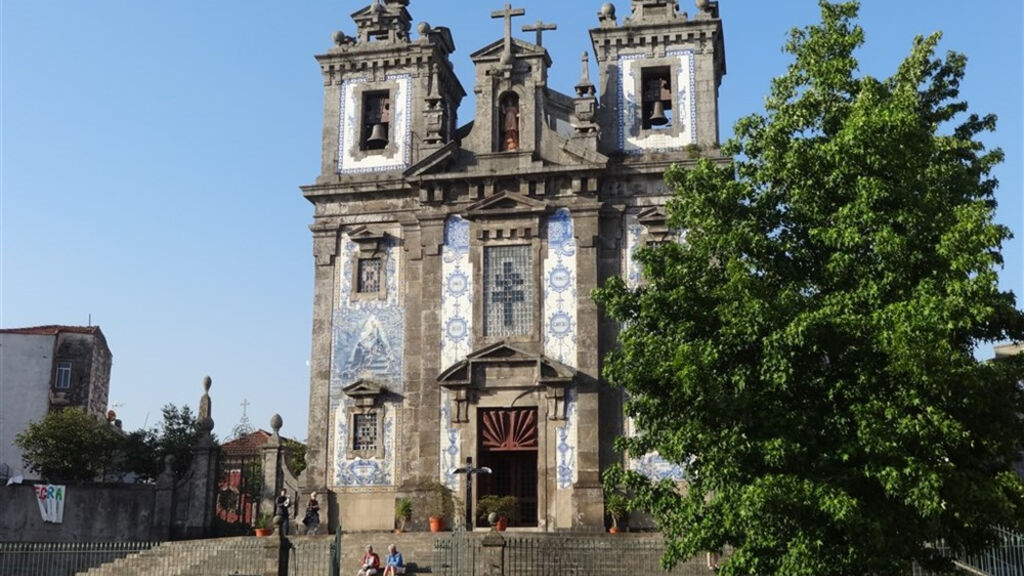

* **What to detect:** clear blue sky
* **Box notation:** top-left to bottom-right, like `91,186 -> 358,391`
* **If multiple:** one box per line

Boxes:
3,1 -> 1021,440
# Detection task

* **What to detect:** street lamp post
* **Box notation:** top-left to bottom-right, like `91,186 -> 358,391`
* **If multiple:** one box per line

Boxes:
448,457 -> 492,530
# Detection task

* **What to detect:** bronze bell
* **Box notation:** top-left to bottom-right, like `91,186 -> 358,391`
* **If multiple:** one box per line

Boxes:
649,100 -> 669,126
366,123 -> 389,149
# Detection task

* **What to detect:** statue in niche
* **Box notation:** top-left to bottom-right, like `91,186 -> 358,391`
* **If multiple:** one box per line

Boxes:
500,93 -> 520,151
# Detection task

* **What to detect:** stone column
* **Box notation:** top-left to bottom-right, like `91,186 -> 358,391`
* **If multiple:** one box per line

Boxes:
479,532 -> 507,576
175,376 -> 219,539
151,456 -> 175,541
262,414 -> 286,522
415,214 -> 447,482
572,203 -> 607,530
306,223 -> 338,513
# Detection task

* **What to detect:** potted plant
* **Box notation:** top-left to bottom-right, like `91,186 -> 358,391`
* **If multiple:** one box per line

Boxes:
254,512 -> 274,537
395,497 -> 413,533
422,481 -> 454,532
477,495 -> 517,531
605,492 -> 629,534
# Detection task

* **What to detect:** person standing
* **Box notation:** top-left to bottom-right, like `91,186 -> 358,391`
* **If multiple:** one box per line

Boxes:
276,489 -> 292,535
303,491 -> 321,535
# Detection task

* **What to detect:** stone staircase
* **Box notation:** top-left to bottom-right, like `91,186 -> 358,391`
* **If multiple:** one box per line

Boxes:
76,535 -> 332,576
74,530 -> 711,576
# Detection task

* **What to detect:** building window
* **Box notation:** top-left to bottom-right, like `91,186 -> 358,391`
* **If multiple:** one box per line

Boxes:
352,412 -> 379,452
484,245 -> 533,337
356,258 -> 383,293
360,91 -> 391,151
641,67 -> 673,130
56,362 -> 72,389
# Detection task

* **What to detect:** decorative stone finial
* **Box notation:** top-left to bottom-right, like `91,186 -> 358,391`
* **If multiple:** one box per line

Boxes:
598,3 -> 617,27
417,22 -> 431,37
696,0 -> 709,12
270,413 -> 283,434
196,376 -> 214,437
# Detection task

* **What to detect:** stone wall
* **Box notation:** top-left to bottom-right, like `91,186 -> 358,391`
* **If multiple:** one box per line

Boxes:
0,484 -> 162,542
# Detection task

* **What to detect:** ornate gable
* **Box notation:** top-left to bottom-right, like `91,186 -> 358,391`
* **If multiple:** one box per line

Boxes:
346,225 -> 391,256
470,38 -> 551,67
438,341 -> 575,422
342,378 -> 388,408
465,191 -> 549,219
636,206 -> 677,244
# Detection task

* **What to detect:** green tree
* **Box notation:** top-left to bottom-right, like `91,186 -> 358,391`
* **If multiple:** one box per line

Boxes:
157,403 -> 204,478
14,407 -> 121,483
281,436 -> 307,476
594,2 -> 1024,575
117,403 -> 204,481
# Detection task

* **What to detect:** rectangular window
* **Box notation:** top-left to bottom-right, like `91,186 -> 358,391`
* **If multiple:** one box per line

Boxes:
484,245 -> 533,337
641,67 -> 673,130
56,362 -> 72,389
356,258 -> 383,293
353,412 -> 378,452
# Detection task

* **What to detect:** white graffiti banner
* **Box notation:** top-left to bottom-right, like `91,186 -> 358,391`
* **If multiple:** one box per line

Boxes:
34,484 -> 65,523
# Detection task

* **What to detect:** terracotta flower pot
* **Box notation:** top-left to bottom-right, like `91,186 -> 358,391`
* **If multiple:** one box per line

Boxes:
608,526 -> 620,534
495,517 -> 508,531
429,516 -> 445,532
255,528 -> 273,537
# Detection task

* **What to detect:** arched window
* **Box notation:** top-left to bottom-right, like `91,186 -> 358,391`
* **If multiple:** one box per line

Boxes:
499,92 -> 520,151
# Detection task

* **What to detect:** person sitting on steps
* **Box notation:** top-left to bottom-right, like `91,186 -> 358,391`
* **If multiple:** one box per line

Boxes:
382,544 -> 405,576
357,544 -> 381,576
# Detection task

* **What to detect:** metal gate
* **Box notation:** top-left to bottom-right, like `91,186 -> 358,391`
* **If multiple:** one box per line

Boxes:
214,454 -> 263,536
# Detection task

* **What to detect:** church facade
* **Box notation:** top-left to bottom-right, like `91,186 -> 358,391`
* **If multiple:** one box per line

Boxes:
302,0 -> 726,532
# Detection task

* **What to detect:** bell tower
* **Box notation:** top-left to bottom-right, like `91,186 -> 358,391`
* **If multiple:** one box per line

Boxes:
313,0 -> 465,179
590,0 -> 726,155
462,5 -> 556,158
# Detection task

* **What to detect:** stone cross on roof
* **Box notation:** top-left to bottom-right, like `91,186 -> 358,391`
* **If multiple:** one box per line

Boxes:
491,3 -> 526,65
522,20 -> 556,47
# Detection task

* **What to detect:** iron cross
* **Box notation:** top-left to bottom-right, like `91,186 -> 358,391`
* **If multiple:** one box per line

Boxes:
491,4 -> 526,64
522,20 -> 556,47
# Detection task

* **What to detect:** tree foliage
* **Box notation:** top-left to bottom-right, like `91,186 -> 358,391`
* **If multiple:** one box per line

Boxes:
281,436 -> 307,476
14,407 -> 121,483
594,2 -> 1024,574
115,403 -> 204,482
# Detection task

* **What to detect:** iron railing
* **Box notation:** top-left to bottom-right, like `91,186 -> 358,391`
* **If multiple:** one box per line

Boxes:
433,528 -> 478,576
0,538 -> 334,576
0,541 -> 156,576
503,536 -> 708,576
912,528 -> 1024,576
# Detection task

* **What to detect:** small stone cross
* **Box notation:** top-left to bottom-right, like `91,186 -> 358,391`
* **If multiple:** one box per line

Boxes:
522,20 -> 556,47
491,4 -> 526,64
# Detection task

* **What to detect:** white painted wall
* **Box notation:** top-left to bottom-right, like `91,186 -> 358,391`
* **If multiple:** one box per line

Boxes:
0,333 -> 55,479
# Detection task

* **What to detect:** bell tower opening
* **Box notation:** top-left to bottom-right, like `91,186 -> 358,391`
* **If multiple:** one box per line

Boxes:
361,90 -> 391,151
476,407 -> 539,528
641,66 -> 673,130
